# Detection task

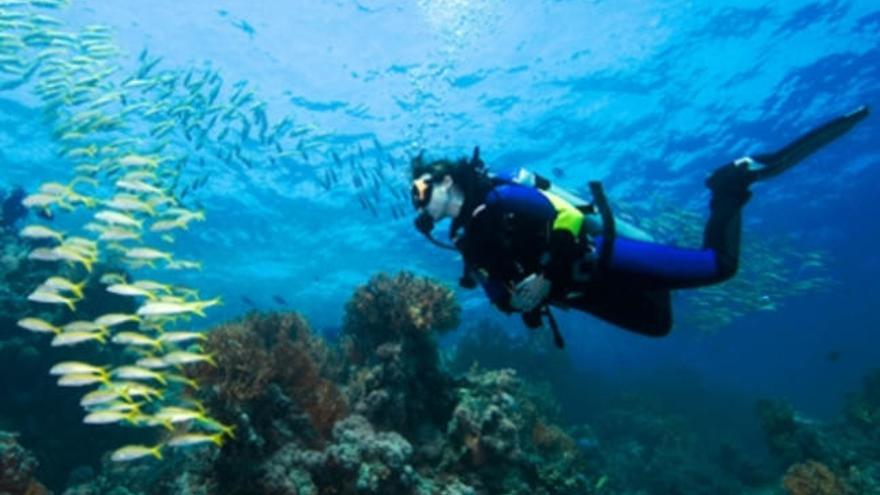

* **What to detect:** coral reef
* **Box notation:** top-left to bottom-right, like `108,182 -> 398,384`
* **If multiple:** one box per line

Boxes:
759,371 -> 880,494
19,270 -> 880,495
441,369 -> 590,495
189,312 -> 348,446
343,271 -> 460,363
590,400 -> 765,495
0,213 -> 143,490
344,272 -> 460,437
73,272 -> 589,495
63,449 -> 218,495
258,414 -> 418,495
0,431 -> 48,495
783,461 -> 849,495
450,318 -> 779,495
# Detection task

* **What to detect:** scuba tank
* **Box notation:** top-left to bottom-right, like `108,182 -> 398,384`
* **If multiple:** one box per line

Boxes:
495,166 -> 655,242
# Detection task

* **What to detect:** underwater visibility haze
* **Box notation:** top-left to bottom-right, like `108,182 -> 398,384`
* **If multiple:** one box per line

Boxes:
0,0 -> 879,494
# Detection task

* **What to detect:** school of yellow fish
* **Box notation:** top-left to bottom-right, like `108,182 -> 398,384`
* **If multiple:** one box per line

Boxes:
3,0 -> 234,462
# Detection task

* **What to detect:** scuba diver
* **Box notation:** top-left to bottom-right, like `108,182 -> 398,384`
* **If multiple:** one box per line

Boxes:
410,105 -> 870,347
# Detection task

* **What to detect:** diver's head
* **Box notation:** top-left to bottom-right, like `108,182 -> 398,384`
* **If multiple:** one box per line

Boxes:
411,148 -> 489,238
412,172 -> 464,221
411,155 -> 467,221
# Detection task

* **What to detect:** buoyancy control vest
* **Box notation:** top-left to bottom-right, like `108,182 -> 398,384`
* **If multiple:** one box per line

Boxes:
492,166 -> 654,243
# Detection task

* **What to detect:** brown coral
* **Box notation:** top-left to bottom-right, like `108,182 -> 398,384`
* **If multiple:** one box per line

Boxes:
783,461 -> 849,495
531,420 -> 576,455
190,312 -> 348,442
343,271 -> 460,361
0,432 -> 47,495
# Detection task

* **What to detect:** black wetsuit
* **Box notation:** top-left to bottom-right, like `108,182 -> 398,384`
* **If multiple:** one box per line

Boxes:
452,171 -> 750,337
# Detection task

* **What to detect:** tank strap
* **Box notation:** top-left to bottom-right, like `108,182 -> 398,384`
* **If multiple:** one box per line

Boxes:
589,181 -> 615,276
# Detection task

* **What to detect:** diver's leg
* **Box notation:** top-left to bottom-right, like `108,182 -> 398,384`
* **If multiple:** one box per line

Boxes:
598,105 -> 871,290
702,165 -> 753,282
590,226 -> 744,291
569,281 -> 672,337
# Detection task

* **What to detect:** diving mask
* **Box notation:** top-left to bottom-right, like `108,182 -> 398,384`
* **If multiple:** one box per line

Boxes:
411,174 -> 434,210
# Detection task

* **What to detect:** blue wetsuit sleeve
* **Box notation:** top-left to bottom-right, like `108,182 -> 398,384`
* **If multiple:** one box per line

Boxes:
595,236 -> 724,290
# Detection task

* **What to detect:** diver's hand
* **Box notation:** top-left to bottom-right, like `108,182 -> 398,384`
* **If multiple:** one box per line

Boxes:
509,273 -> 551,313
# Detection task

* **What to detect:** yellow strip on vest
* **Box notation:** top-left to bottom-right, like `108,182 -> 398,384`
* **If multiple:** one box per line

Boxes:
538,190 -> 584,237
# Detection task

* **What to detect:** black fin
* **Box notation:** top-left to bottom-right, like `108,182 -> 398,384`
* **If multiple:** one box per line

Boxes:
752,105 -> 870,181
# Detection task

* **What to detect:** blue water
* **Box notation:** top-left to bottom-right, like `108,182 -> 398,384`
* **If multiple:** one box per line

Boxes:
2,0 -> 879,452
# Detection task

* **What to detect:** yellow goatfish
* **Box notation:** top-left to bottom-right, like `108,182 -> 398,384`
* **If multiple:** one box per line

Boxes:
20,224 -> 64,241
99,272 -> 127,285
28,289 -> 77,311
28,248 -> 60,262
112,381 -> 163,401
17,317 -> 61,334
99,227 -> 140,241
166,259 -> 202,271
51,246 -> 94,272
149,219 -> 186,232
107,284 -> 157,299
161,351 -> 216,366
94,313 -> 140,327
132,280 -> 174,293
51,331 -> 106,347
80,388 -> 125,407
197,417 -> 236,438
57,373 -> 110,387
137,297 -> 221,318
167,432 -> 224,448
158,331 -> 206,344
62,320 -> 105,333
94,210 -> 142,228
135,357 -> 171,369
105,195 -> 155,215
22,192 -> 64,209
83,409 -> 136,425
115,180 -> 163,195
49,361 -> 107,376
153,406 -> 206,425
118,154 -> 159,168
41,276 -> 86,298
110,444 -> 163,462
125,247 -> 172,262
111,365 -> 167,385
110,332 -> 161,349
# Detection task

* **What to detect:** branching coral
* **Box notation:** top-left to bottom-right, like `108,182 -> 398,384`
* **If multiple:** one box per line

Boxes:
343,271 -> 460,362
190,312 -> 348,443
443,369 -> 589,494
783,461 -> 849,495
257,414 -> 422,495
342,272 -> 460,437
